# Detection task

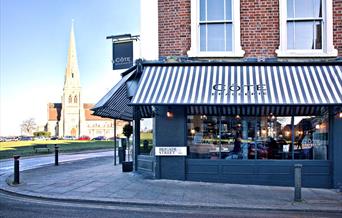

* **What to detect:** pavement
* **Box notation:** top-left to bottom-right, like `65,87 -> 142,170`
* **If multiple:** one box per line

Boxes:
0,149 -> 114,175
0,156 -> 341,213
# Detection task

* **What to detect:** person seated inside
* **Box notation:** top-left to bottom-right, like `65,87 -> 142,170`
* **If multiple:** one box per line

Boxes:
232,137 -> 242,153
267,137 -> 278,159
226,136 -> 242,159
193,127 -> 203,144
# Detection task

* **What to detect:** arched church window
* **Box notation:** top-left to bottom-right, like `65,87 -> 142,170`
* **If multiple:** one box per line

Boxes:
68,95 -> 72,103
74,95 -> 78,103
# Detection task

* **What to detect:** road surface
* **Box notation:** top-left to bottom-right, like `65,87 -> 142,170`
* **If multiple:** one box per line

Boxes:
1,190 -> 341,218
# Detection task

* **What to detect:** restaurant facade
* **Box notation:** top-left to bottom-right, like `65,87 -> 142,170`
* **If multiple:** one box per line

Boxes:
93,0 -> 342,188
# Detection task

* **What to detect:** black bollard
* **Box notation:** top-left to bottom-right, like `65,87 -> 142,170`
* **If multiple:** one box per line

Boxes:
13,155 -> 20,184
54,144 -> 59,166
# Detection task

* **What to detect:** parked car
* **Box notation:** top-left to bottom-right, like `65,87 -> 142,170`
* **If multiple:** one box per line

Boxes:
4,136 -> 18,141
92,136 -> 106,141
78,135 -> 90,140
20,136 -> 33,141
50,136 -> 59,140
63,135 -> 76,140
34,136 -> 47,141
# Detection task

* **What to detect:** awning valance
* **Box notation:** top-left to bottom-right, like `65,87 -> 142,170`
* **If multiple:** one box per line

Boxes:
131,64 -> 342,105
186,105 -> 327,116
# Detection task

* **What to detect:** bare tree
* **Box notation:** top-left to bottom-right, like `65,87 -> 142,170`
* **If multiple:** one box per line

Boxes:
21,118 -> 36,135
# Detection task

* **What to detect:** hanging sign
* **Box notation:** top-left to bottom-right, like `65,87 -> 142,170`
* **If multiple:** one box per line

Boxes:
155,147 -> 187,156
112,41 -> 133,70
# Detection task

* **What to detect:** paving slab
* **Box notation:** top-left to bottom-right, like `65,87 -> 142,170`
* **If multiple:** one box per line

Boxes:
0,156 -> 341,212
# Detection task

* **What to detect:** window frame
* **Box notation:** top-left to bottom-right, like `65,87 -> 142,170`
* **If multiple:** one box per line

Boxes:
276,0 -> 337,57
188,0 -> 244,57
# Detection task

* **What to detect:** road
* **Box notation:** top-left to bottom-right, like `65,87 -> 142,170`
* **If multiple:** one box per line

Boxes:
1,190 -> 341,218
0,150 -> 115,175
1,151 -> 341,217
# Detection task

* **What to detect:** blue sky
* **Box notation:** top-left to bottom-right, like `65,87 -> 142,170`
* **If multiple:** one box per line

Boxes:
0,0 -> 140,136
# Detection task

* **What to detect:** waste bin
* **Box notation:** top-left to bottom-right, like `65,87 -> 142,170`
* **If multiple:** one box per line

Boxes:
122,161 -> 133,172
118,147 -> 125,164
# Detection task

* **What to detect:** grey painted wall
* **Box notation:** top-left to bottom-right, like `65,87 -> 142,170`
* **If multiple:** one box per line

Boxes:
332,114 -> 342,188
187,160 -> 331,188
153,106 -> 186,180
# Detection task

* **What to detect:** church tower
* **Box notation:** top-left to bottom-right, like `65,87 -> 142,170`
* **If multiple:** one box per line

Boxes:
60,21 -> 85,137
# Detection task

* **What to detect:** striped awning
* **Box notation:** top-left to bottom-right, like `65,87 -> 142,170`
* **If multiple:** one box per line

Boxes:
92,70 -> 135,121
131,64 -> 342,105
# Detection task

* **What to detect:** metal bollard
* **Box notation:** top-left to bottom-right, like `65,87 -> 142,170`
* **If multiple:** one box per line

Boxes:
294,164 -> 302,202
54,144 -> 59,166
13,155 -> 20,184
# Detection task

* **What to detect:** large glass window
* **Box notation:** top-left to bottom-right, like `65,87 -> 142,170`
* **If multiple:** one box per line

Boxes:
293,114 -> 328,160
188,115 -> 219,159
287,0 -> 322,50
187,111 -> 329,160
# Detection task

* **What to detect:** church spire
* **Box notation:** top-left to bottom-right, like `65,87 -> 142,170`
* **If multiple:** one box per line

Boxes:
64,20 -> 80,88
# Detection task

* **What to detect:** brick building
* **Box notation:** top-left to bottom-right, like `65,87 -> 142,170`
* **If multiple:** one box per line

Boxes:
95,0 -> 342,188
144,0 -> 341,60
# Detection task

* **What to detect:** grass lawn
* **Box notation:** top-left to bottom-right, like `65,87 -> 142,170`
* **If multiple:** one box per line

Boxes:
0,140 -> 117,160
0,132 -> 154,160
140,132 -> 152,141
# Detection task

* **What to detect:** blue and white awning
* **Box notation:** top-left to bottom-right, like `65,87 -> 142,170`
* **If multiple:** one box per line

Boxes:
131,64 -> 342,105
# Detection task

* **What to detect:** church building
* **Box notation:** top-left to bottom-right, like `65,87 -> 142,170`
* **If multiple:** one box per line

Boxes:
46,23 -> 126,139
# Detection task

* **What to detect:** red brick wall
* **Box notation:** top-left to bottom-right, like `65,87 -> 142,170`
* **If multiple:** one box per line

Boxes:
158,0 -> 191,57
333,0 -> 342,56
158,0 -> 341,58
240,0 -> 279,58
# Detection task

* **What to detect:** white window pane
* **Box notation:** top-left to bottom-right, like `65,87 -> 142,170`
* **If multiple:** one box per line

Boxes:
225,24 -> 232,51
225,0 -> 232,20
287,22 -> 295,49
287,0 -> 294,18
207,0 -> 224,21
200,0 -> 206,21
287,21 -> 315,49
200,24 -> 207,51
207,24 -> 225,51
315,0 -> 322,17
293,0 -> 322,18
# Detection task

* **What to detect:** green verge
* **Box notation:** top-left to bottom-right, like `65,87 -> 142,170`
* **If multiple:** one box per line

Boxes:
139,132 -> 153,154
0,132 -> 154,160
0,140 -> 116,160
